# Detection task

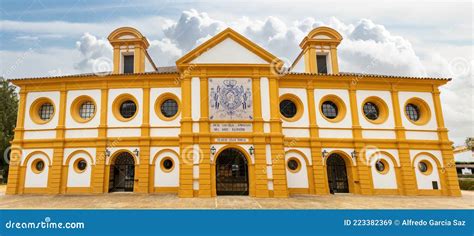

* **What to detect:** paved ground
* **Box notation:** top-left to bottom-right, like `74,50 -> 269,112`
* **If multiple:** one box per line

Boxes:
0,185 -> 472,209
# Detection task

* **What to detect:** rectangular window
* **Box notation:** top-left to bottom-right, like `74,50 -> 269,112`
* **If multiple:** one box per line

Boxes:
317,55 -> 328,74
432,181 -> 439,190
123,55 -> 134,73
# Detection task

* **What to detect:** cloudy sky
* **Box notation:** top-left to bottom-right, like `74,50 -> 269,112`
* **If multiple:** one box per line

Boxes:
0,0 -> 472,144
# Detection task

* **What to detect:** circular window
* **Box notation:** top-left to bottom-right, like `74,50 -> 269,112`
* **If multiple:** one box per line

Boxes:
30,98 -> 55,124
79,102 -> 95,119
287,158 -> 301,173
406,103 -> 420,121
418,161 -> 432,175
363,102 -> 379,120
74,159 -> 87,173
161,99 -> 179,118
321,101 -> 338,119
120,100 -> 137,118
71,96 -> 96,123
155,93 -> 181,121
319,95 -> 346,122
32,159 -> 45,174
361,97 -> 388,124
404,98 -> 431,126
160,158 -> 175,172
39,103 -> 54,120
375,159 -> 389,174
280,100 -> 297,118
279,94 -> 303,121
112,94 -> 138,121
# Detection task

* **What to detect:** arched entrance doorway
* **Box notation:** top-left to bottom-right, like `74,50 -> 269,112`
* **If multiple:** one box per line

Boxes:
109,152 -> 135,192
326,153 -> 349,193
216,148 -> 249,195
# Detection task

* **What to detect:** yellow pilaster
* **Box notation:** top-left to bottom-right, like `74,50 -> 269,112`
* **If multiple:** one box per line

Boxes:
113,46 -> 120,74
252,75 -> 269,197
198,74 -> 212,197
138,84 -> 151,193
390,87 -> 417,195
133,45 -> 145,73
306,47 -> 317,73
48,85 -> 67,194
348,85 -> 367,195
330,45 -> 339,74
93,86 -> 108,193
269,76 -> 288,197
432,88 -> 461,196
6,89 -> 27,195
179,75 -> 194,197
306,83 -> 325,194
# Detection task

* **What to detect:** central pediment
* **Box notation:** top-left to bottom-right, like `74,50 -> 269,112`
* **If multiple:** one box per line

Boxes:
176,28 -> 282,66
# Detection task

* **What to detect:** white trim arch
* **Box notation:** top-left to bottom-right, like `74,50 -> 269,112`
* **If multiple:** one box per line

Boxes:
285,149 -> 310,189
23,151 -> 52,188
105,147 -> 140,165
152,149 -> 180,187
65,150 -> 94,187
413,153 -> 441,190
369,152 -> 398,189
210,144 -> 255,164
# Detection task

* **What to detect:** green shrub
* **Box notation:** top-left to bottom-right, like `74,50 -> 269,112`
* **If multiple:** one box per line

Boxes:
459,179 -> 474,190
458,174 -> 474,179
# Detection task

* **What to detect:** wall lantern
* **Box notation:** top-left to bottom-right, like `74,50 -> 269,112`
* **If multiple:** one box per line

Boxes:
133,148 -> 140,157
105,148 -> 111,157
351,150 -> 358,160
322,150 -> 328,158
210,146 -> 216,155
249,146 -> 255,155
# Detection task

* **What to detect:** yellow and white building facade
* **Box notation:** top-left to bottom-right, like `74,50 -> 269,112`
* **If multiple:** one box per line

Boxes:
6,26 -> 461,197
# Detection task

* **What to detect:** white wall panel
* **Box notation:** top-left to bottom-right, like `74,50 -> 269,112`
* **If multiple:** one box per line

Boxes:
149,87 -> 181,127
260,77 -> 271,122
24,130 -> 56,139
285,150 -> 309,188
150,147 -> 180,187
413,153 -> 442,190
107,88 -> 143,127
279,88 -> 309,127
65,89 -> 101,129
356,90 -> 395,129
318,129 -> 353,139
398,92 -> 437,130
314,89 -> 352,128
23,150 -> 52,188
24,91 -> 60,130
190,38 -> 268,64
370,153 -> 398,189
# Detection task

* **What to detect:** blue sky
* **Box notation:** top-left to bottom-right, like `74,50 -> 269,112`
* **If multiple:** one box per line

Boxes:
0,0 -> 472,144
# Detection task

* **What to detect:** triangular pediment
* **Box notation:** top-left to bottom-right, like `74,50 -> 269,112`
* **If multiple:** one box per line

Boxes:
176,28 -> 281,66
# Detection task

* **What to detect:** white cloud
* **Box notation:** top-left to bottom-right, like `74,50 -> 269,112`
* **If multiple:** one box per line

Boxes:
0,16 -> 172,39
0,48 -> 81,78
74,33 -> 113,72
163,9 -> 227,50
148,38 -> 182,66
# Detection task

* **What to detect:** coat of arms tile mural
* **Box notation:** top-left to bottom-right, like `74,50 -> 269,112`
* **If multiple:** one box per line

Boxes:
209,78 -> 253,120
